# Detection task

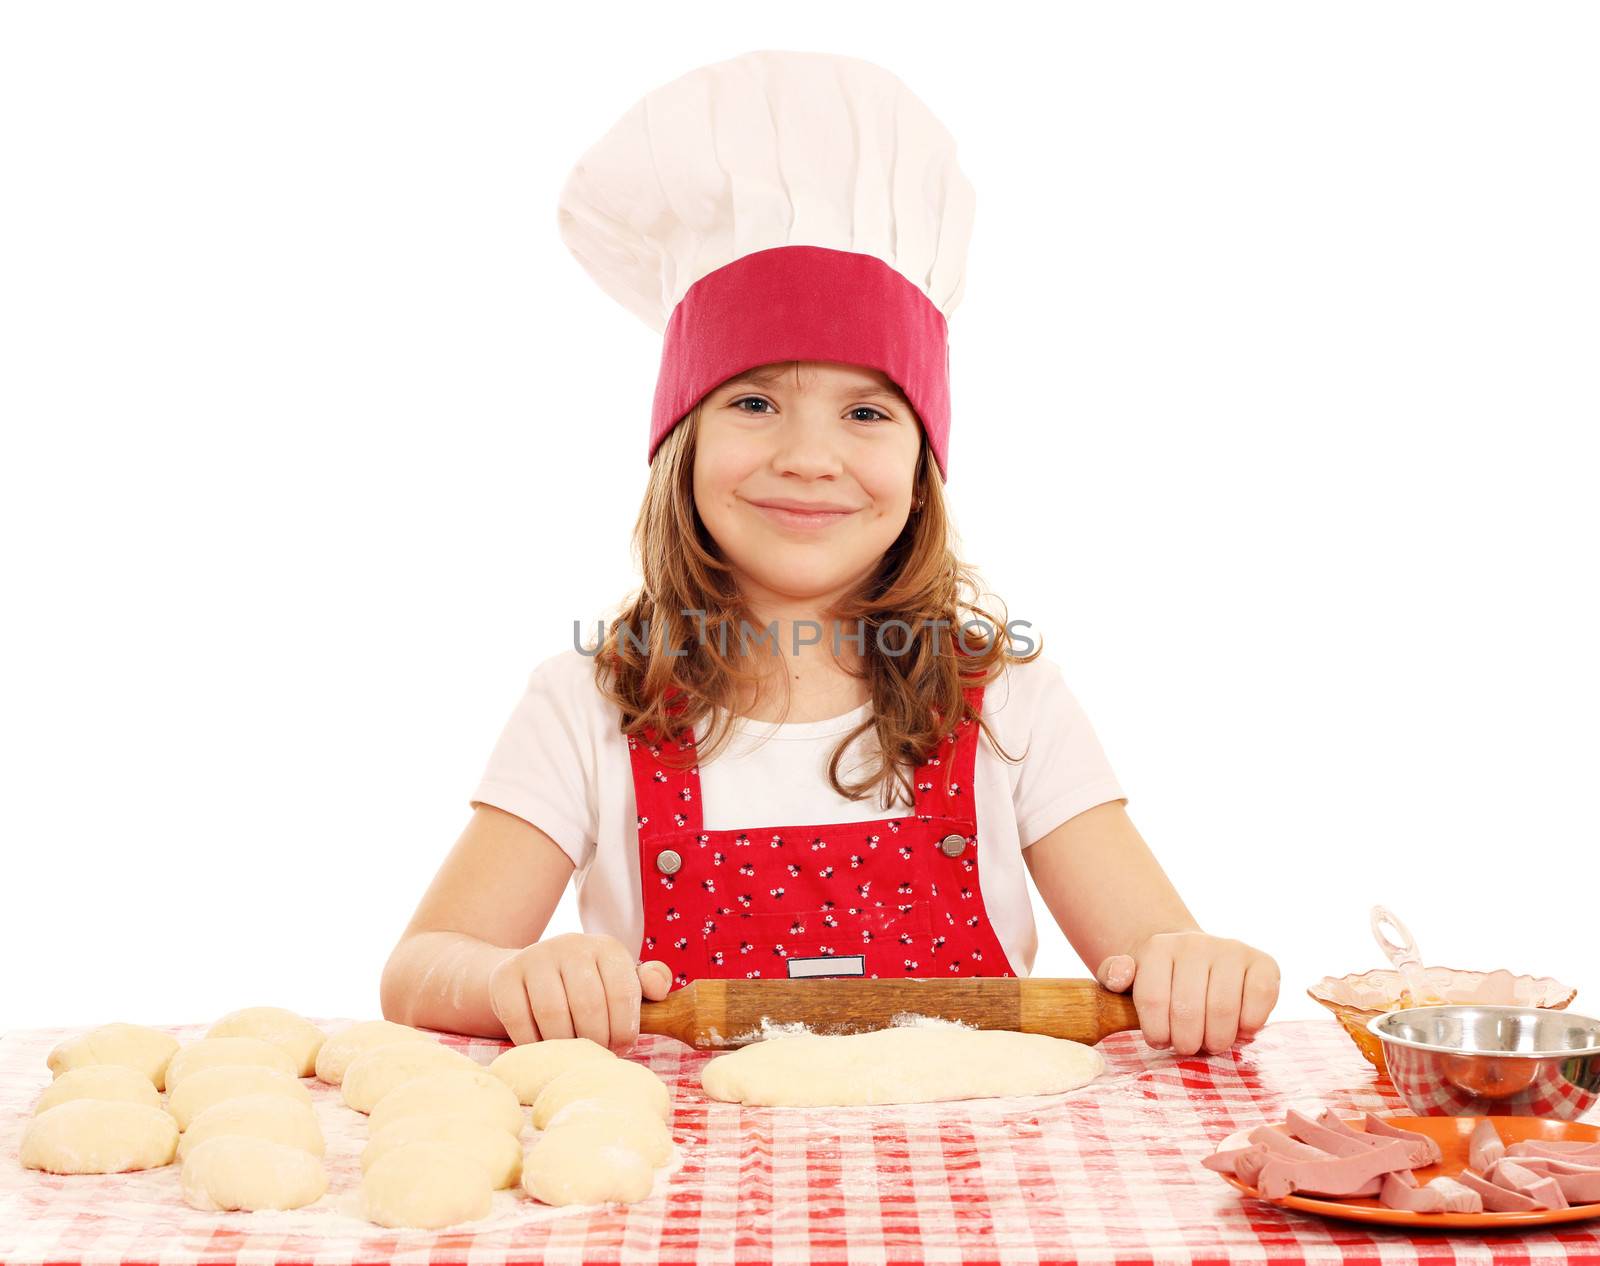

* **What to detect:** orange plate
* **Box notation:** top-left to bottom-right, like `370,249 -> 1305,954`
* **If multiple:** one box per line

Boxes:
1213,1114 -> 1600,1229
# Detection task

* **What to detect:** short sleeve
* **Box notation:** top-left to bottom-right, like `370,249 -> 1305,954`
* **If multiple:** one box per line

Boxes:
1009,656 -> 1127,848
469,654 -> 599,870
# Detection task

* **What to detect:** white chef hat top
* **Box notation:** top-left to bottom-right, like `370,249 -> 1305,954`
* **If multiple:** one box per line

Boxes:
556,48 -> 976,480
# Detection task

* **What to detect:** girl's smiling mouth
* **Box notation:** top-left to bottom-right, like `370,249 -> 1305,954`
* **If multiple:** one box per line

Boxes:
744,496 -> 862,531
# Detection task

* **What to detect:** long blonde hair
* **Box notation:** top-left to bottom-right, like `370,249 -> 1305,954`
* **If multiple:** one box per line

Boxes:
592,367 -> 1043,809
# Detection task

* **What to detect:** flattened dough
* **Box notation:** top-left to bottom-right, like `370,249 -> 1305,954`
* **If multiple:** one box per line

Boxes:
700,1022 -> 1105,1106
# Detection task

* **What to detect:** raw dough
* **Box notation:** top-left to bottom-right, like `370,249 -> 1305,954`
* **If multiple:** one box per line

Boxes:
166,1063 -> 312,1131
206,1007 -> 326,1077
543,1099 -> 673,1166
362,1141 -> 493,1229
20,1099 -> 178,1174
341,1041 -> 476,1113
521,1122 -> 655,1206
363,1113 -> 522,1188
314,1020 -> 433,1086
177,1092 -> 324,1161
180,1135 -> 329,1211
367,1066 -> 524,1137
164,1037 -> 298,1093
489,1037 -> 616,1104
46,1023 -> 180,1091
34,1064 -> 162,1115
700,1022 -> 1105,1106
531,1060 -> 671,1128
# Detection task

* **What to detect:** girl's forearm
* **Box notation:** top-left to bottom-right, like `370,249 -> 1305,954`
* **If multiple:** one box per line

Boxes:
379,929 -> 517,1039
1024,800 -> 1202,970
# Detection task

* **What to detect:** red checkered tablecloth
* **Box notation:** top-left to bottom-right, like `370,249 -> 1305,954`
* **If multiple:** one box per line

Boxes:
3,1016 -> 1598,1265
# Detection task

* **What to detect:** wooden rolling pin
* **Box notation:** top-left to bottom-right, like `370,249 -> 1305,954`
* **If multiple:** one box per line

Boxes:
639,977 -> 1140,1049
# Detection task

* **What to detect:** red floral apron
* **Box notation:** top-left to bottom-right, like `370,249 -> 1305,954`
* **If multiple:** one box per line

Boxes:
627,682 -> 1018,989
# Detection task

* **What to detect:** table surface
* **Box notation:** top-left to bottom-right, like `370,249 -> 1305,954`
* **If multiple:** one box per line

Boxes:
2,1015 -> 1598,1266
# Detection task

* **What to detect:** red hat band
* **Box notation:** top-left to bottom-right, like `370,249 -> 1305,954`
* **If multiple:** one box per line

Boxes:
649,245 -> 952,481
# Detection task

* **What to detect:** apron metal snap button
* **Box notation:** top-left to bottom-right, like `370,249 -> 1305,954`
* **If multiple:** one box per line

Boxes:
938,833 -> 967,857
656,849 -> 683,875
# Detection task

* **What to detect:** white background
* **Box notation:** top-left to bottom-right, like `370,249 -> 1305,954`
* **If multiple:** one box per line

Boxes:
2,2 -> 1594,1034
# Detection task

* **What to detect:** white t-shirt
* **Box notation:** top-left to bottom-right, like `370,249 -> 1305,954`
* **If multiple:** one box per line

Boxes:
469,648 -> 1127,977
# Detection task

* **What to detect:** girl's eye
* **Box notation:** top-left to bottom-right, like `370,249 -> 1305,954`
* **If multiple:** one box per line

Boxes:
728,396 -> 889,423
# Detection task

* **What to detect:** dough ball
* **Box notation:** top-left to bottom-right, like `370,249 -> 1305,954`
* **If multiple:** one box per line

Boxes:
164,1037 -> 298,1093
362,1141 -> 494,1229
46,1023 -> 180,1091
368,1066 -> 525,1138
520,1122 -> 655,1206
167,1063 -> 312,1131
341,1041 -> 477,1114
21,1099 -> 178,1174
363,1113 -> 522,1188
180,1135 -> 329,1212
531,1060 -> 671,1129
314,1020 -> 433,1086
177,1092 -> 324,1162
34,1064 -> 162,1115
543,1099 -> 673,1166
206,1007 -> 325,1078
488,1037 -> 616,1105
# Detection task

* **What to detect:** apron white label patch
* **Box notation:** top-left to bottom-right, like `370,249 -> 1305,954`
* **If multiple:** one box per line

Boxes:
786,954 -> 866,979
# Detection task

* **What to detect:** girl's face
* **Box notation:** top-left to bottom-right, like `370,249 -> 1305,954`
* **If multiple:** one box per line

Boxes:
693,360 -> 923,616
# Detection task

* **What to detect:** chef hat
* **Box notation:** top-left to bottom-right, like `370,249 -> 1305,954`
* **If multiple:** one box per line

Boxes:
556,49 -> 975,482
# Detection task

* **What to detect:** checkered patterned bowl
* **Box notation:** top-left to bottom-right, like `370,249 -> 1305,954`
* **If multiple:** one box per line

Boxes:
1306,966 -> 1576,1077
1366,1004 -> 1600,1119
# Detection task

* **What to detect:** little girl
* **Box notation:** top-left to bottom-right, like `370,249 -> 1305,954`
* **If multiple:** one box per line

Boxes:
380,50 -> 1279,1059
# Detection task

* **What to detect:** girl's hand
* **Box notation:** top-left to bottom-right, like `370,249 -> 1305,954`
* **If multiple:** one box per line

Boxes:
1095,932 -> 1280,1055
488,932 -> 673,1052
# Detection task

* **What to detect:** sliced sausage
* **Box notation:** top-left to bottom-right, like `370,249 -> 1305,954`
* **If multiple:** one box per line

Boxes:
1362,1112 -> 1444,1165
1469,1119 -> 1507,1173
1256,1138 -> 1413,1199
1491,1160 -> 1570,1210
1455,1168 -> 1540,1212
1424,1175 -> 1485,1213
1379,1172 -> 1446,1212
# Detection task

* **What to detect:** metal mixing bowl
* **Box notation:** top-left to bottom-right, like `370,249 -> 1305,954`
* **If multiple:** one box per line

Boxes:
1368,1004 -> 1600,1120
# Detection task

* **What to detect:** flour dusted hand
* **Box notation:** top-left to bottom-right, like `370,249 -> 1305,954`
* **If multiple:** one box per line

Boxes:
487,933 -> 671,1051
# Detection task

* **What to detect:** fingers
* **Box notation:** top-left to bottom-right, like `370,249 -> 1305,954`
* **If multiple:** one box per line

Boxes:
489,960 -> 538,1046
524,954 -> 575,1042
1096,954 -> 1135,992
596,945 -> 644,1052
1131,943 -> 1174,1049
1203,955 -> 1245,1054
1168,950 -> 1211,1056
558,953 -> 613,1048
1239,955 -> 1281,1036
638,960 -> 673,999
